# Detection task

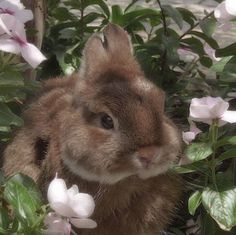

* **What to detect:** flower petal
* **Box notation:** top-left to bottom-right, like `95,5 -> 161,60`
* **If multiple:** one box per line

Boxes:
20,43 -> 46,68
70,193 -> 95,218
0,14 -> 26,39
214,1 -> 235,23
0,38 -> 20,54
14,9 -> 33,23
182,131 -> 195,145
44,212 -> 71,235
50,202 -> 76,218
70,218 -> 97,229
190,97 -> 229,121
67,185 -> 79,200
225,0 -> 236,16
221,111 -> 236,123
47,177 -> 68,206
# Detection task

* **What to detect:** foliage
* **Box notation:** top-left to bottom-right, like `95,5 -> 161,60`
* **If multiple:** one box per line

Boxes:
0,0 -> 236,234
0,173 -> 47,234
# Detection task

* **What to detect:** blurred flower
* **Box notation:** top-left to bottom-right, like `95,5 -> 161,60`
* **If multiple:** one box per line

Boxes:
0,14 -> 46,68
46,174 -> 97,232
177,47 -> 199,63
182,120 -> 202,145
189,96 -> 236,126
0,0 -> 33,23
204,44 -> 221,62
214,0 -> 236,23
44,213 -> 71,235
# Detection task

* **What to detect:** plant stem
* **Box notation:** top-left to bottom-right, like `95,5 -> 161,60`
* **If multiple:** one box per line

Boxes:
179,11 -> 214,40
209,119 -> 219,191
156,0 -> 168,36
156,0 -> 168,77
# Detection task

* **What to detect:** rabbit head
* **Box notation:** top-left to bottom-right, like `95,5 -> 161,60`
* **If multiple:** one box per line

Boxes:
60,24 -> 181,184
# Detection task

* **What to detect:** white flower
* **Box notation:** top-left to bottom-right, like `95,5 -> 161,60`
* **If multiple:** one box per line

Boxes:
0,14 -> 46,68
0,0 -> 33,23
204,44 -> 221,62
189,96 -> 236,126
182,120 -> 202,145
47,175 -> 97,231
177,48 -> 199,63
214,0 -> 236,23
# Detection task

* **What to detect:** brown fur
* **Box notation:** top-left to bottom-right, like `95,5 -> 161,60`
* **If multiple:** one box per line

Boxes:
2,24 -> 182,235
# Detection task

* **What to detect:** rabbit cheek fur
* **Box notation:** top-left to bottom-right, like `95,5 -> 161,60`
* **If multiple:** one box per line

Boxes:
3,24 -> 183,235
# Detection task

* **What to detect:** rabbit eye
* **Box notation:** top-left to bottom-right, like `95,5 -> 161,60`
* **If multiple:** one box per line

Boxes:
101,113 -> 114,130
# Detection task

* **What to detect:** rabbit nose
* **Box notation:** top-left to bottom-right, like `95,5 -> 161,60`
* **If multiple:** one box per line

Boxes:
138,146 -> 159,168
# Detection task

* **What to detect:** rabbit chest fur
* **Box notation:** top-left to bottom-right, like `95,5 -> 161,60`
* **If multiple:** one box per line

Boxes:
3,24 -> 183,235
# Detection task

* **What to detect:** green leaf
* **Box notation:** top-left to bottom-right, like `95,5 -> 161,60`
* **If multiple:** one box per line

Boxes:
211,56 -> 232,73
0,207 -> 9,231
189,31 -> 219,49
111,5 -> 124,25
186,143 -> 213,162
188,190 -> 202,216
0,70 -> 24,88
216,43 -> 236,57
0,103 -> 23,127
9,174 -> 43,206
202,187 -> 236,231
177,7 -> 196,27
172,160 -> 209,174
162,5 -> 183,29
0,170 -> 5,185
200,17 -> 216,37
200,56 -> 213,68
216,136 -> 236,148
83,0 -> 110,18
3,174 -> 43,226
123,8 -> 160,24
216,148 -> 236,164
181,37 -> 205,55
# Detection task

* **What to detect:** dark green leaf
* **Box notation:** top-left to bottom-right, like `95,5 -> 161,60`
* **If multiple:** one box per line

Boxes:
216,148 -> 236,164
162,5 -> 183,29
0,207 -> 9,231
216,43 -> 236,57
202,187 -> 236,231
177,7 -> 196,27
0,103 -> 23,127
83,0 -> 110,18
181,37 -> 205,55
186,143 -> 213,162
200,56 -> 213,68
188,190 -> 202,216
189,31 -> 219,49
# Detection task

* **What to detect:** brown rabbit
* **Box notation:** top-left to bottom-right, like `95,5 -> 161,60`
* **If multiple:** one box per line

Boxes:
3,24 -> 183,235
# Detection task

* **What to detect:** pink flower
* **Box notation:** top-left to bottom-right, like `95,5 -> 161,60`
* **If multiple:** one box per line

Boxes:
44,213 -> 71,235
189,97 -> 236,126
0,14 -> 46,68
47,175 -> 97,232
0,0 -> 33,23
182,120 -> 202,145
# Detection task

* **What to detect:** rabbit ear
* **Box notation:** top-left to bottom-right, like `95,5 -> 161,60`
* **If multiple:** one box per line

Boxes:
79,23 -> 134,78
